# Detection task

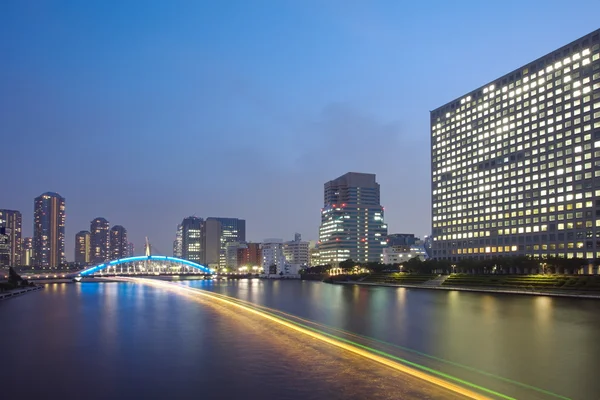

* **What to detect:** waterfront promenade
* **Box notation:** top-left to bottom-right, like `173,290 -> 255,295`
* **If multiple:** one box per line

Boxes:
337,279 -> 600,299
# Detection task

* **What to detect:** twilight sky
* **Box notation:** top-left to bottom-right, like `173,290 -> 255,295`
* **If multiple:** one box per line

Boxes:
1,1 -> 599,260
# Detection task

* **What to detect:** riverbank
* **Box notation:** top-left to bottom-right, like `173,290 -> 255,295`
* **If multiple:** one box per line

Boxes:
0,285 -> 43,300
337,280 -> 600,299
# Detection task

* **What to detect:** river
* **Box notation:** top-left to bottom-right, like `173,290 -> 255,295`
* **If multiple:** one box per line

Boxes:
1,279 -> 598,399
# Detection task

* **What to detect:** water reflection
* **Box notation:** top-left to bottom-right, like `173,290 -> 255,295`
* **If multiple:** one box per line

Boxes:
196,280 -> 600,400
3,280 -> 599,400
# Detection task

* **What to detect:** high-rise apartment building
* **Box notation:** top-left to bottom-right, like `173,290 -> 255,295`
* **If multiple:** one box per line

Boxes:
206,217 -> 246,268
75,230 -> 91,265
21,237 -> 33,266
33,192 -> 66,268
110,225 -> 128,260
431,29 -> 600,261
90,217 -> 110,264
173,224 -> 183,258
318,172 -> 388,264
0,209 -> 22,266
127,242 -> 135,257
283,233 -> 309,267
181,216 -> 203,263
0,228 -> 10,267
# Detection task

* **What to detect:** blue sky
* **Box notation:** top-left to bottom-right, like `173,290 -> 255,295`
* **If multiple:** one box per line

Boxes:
1,0 -> 599,259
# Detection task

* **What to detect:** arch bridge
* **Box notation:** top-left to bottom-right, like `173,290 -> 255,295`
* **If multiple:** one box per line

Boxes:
77,256 -> 214,277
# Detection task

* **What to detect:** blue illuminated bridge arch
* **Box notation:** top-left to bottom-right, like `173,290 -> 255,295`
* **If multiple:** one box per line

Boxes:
78,256 -> 213,276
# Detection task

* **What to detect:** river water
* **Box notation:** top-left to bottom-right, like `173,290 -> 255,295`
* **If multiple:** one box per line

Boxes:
1,279 -> 598,399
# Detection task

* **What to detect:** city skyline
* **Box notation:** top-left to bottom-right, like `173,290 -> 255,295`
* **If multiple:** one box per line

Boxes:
2,2 -> 600,258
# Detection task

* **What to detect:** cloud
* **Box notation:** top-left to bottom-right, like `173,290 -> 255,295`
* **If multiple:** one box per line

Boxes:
294,102 -> 404,173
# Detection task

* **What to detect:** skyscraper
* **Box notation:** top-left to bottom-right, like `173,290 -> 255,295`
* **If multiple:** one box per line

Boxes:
0,209 -> 22,266
202,219 -> 221,266
75,230 -> 91,265
90,217 -> 110,264
33,192 -> 66,268
318,172 -> 388,264
173,224 -> 183,258
110,225 -> 128,260
0,228 -> 10,267
181,216 -> 203,263
205,217 -> 246,268
21,237 -> 33,267
431,29 -> 600,262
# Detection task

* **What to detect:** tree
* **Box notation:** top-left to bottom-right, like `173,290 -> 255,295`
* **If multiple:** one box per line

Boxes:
339,259 -> 356,271
403,257 -> 423,273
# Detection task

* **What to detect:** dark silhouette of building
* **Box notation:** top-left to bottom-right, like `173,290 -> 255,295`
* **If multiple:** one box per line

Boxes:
205,217 -> 246,268
387,233 -> 418,246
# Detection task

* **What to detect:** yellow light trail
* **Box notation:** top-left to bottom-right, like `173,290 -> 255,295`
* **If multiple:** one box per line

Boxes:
173,284 -> 568,400
116,277 -> 496,400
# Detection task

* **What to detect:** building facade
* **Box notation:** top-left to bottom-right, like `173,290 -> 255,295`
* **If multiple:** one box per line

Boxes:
283,233 -> 309,267
382,242 -> 429,264
318,172 -> 388,264
0,228 -> 10,267
173,224 -> 183,258
308,242 -> 320,266
236,242 -> 261,268
110,225 -> 128,260
33,192 -> 66,268
75,230 -> 91,265
127,242 -> 135,257
387,233 -> 418,246
90,217 -> 110,264
202,219 -> 221,267
21,237 -> 33,266
206,217 -> 246,268
431,29 -> 600,261
0,209 -> 22,266
261,239 -> 285,274
181,216 -> 203,263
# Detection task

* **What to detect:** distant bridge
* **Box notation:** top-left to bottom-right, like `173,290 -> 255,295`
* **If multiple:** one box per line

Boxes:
76,255 -> 213,277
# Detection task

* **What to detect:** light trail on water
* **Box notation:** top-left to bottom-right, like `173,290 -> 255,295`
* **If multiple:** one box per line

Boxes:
177,283 -> 569,400
114,277 -> 512,400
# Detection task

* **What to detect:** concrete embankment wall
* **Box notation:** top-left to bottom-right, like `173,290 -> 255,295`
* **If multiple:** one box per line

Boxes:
0,285 -> 43,300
